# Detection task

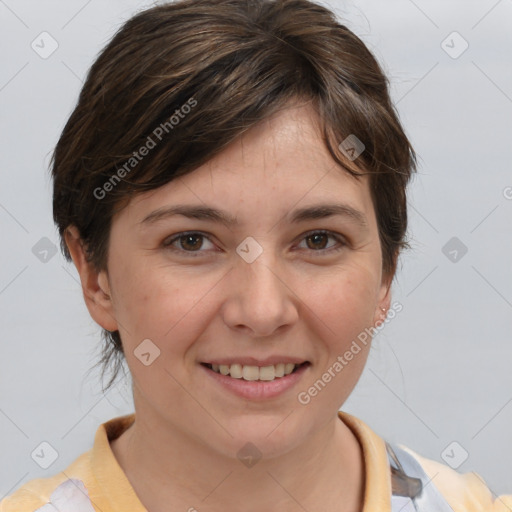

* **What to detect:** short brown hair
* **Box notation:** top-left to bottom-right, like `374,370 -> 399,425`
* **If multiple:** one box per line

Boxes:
51,0 -> 417,390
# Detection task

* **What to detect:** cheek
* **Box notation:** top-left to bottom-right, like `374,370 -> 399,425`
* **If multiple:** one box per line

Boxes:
302,269 -> 379,401
109,260 -> 218,353
308,265 -> 380,332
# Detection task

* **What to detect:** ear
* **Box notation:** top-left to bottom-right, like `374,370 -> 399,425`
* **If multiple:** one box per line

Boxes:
373,270 -> 393,327
64,225 -> 118,332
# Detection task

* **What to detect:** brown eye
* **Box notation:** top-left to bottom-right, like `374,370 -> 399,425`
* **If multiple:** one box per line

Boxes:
297,230 -> 346,254
163,232 -> 215,255
305,233 -> 329,250
178,234 -> 204,251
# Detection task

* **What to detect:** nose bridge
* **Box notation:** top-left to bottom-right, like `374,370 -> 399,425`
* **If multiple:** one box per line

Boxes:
223,242 -> 298,335
245,254 -> 283,302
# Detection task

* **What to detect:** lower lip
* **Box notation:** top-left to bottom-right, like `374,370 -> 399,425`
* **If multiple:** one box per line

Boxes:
200,363 -> 310,400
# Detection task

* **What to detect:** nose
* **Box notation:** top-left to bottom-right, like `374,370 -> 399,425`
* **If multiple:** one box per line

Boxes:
221,251 -> 299,337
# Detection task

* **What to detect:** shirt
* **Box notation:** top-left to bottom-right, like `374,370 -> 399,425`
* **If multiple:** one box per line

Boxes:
1,411 -> 510,512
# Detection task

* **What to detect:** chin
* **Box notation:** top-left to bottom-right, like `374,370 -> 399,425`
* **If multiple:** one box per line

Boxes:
220,413 -> 306,456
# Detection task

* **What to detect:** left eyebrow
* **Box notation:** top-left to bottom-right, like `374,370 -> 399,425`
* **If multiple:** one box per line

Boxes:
288,204 -> 368,228
139,203 -> 368,229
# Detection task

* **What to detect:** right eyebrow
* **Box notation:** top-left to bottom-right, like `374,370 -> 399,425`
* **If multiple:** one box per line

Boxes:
140,205 -> 238,228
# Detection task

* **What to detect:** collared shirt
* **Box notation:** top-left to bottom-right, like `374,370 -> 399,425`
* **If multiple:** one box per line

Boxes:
1,412 -> 510,511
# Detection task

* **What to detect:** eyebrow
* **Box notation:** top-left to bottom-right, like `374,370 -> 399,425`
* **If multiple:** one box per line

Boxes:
140,203 -> 368,229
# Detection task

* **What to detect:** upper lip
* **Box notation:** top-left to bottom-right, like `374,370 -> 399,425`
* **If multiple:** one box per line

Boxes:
202,356 -> 309,366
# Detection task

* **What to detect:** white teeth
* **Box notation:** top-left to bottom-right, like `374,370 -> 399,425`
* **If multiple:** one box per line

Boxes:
284,362 -> 295,374
229,364 -> 243,379
274,363 -> 284,377
242,365 -> 260,381
259,365 -> 275,381
208,362 -> 303,381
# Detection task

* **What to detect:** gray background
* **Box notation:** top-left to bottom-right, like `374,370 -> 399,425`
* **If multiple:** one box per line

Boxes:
1,0 -> 511,500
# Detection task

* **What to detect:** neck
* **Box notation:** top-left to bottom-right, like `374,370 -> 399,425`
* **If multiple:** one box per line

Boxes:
111,410 -> 365,512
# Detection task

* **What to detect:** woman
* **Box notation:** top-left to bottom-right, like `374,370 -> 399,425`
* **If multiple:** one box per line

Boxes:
1,0 -> 510,510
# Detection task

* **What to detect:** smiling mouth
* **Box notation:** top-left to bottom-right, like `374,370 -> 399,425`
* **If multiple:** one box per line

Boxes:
201,362 -> 310,381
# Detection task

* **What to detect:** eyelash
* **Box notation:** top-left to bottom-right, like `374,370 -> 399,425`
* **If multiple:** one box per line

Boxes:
162,230 -> 347,257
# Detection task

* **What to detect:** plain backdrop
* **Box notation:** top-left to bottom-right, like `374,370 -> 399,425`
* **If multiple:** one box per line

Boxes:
1,0 -> 511,499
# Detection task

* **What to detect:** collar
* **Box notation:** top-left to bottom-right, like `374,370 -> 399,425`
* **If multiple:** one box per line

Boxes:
90,411 -> 391,512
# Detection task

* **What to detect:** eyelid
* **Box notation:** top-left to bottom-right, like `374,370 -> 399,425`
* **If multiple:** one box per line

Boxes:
163,229 -> 347,256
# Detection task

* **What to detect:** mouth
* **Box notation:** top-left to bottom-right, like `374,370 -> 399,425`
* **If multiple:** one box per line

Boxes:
200,361 -> 310,381
200,360 -> 311,400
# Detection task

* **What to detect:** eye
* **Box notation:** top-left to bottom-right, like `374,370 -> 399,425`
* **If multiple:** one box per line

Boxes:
162,230 -> 346,257
296,230 -> 346,253
163,232 -> 215,255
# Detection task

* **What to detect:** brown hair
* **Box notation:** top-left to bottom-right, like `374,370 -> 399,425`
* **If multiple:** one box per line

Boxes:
51,0 -> 417,391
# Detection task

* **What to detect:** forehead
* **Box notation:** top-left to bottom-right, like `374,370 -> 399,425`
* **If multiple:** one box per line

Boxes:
121,103 -> 375,227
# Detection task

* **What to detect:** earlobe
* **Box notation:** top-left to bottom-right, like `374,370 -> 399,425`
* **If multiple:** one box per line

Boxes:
64,226 -> 118,332
374,275 -> 392,326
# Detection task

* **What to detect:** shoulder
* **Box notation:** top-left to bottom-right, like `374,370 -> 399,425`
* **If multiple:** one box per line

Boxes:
0,452 -> 93,512
401,445 -> 512,512
0,415 -> 135,512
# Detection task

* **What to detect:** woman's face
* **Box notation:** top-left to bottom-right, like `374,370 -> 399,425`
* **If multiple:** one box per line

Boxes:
92,102 -> 391,457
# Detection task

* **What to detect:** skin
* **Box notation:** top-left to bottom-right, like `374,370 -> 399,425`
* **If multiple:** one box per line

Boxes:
66,100 -> 392,512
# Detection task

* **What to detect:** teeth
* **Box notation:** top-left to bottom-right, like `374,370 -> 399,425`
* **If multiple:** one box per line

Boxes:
230,364 -> 242,378
210,362 -> 302,381
243,365 -> 260,381
259,365 -> 275,381
275,363 -> 285,378
284,362 -> 295,374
